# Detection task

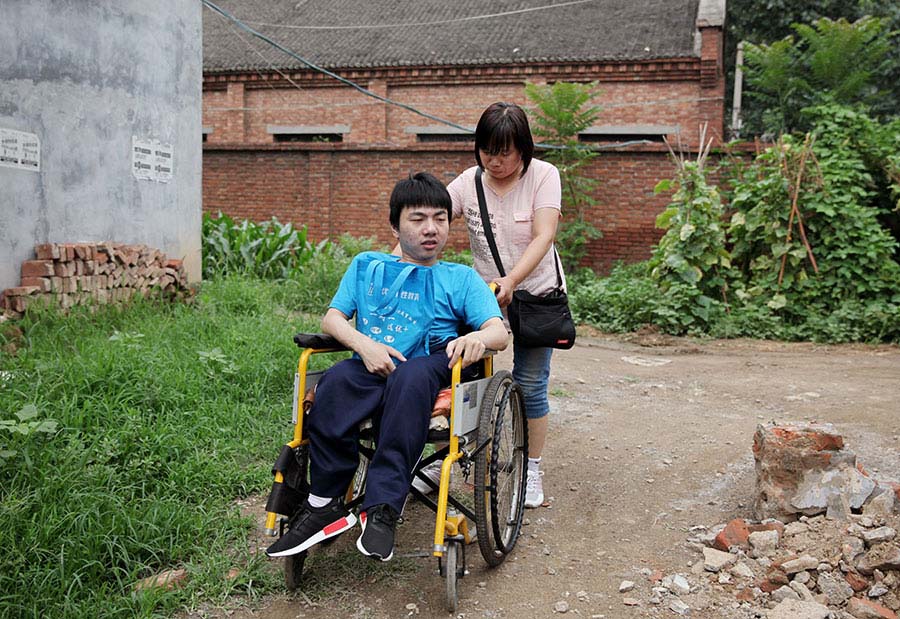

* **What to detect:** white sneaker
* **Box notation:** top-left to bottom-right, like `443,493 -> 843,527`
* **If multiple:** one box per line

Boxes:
411,460 -> 442,495
524,469 -> 544,508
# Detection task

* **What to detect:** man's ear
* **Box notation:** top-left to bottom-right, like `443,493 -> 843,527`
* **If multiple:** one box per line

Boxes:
390,226 -> 399,240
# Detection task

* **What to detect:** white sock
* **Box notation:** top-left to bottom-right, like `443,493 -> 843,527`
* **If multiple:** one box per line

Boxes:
307,493 -> 332,508
528,457 -> 541,474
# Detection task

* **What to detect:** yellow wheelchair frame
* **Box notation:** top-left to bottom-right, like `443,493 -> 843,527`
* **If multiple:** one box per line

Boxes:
263,332 -> 528,612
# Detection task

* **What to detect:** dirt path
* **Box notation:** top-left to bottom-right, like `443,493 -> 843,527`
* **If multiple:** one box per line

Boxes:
198,333 -> 900,619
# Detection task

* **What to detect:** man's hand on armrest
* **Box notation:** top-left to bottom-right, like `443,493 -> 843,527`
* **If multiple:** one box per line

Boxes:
445,317 -> 509,369
321,308 -> 406,377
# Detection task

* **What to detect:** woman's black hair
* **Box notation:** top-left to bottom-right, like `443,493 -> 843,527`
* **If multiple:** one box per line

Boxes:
474,102 -> 534,175
389,171 -> 453,229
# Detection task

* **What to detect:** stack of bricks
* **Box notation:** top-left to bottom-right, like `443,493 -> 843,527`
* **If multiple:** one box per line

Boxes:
1,242 -> 190,315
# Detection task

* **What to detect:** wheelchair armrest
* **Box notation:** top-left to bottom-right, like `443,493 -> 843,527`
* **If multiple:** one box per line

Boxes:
293,333 -> 348,351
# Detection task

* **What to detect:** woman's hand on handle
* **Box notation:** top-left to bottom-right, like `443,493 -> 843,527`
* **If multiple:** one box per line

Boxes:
491,275 -> 517,308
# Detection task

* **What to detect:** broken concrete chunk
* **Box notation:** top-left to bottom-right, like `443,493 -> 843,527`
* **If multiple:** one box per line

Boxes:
792,467 -> 876,514
826,492 -> 853,520
857,543 -> 900,575
749,529 -> 780,556
780,554 -> 819,574
703,547 -> 736,572
668,598 -> 690,616
771,585 -> 801,602
754,422 -> 862,520
816,571 -> 854,605
863,487 -> 897,517
788,580 -> 815,601
730,562 -> 755,579
861,526 -> 896,546
844,536 -> 867,563
766,599 -> 832,619
846,597 -> 898,619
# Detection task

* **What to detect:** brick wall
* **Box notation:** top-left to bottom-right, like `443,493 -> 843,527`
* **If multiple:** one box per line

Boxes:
202,144 -> 678,273
202,38 -> 725,273
206,71 -> 714,151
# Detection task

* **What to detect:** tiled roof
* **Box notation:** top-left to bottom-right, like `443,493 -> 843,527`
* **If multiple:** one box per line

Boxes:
203,0 -> 704,73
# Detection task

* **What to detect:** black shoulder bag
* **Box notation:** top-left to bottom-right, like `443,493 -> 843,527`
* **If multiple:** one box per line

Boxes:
475,167 -> 576,349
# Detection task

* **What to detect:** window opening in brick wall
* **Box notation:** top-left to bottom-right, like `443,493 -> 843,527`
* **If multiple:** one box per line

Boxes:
272,133 -> 343,143
416,133 -> 474,143
267,124 -> 349,144
578,125 -> 679,145
580,133 -> 667,144
405,125 -> 474,144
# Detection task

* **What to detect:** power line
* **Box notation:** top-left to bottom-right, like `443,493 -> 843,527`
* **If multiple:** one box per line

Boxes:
202,0 -> 651,150
242,0 -> 601,31
202,0 -> 473,134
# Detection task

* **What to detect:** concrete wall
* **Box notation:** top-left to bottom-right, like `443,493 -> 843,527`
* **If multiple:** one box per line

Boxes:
0,0 -> 202,291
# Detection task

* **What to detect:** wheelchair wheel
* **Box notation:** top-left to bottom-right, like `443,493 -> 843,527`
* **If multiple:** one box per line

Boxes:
473,370 -> 527,567
284,551 -> 307,591
443,540 -> 463,613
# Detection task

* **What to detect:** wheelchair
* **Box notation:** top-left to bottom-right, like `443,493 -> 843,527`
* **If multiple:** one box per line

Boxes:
263,332 -> 528,612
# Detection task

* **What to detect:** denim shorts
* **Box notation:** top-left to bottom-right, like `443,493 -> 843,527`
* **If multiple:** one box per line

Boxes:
512,342 -> 553,419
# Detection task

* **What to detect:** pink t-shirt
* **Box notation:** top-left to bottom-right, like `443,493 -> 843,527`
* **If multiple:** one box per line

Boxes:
447,158 -> 565,296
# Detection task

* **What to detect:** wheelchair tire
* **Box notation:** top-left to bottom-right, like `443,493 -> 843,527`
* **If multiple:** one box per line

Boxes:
284,551 -> 307,591
443,540 -> 465,614
473,370 -> 528,567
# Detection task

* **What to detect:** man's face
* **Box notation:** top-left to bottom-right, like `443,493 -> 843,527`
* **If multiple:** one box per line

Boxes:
392,204 -> 449,266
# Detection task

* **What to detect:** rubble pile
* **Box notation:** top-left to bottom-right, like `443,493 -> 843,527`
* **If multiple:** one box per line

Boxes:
621,423 -> 899,618
1,242 -> 191,316
683,509 -> 900,619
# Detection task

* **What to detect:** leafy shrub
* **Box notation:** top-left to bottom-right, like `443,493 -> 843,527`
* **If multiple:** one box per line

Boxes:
647,135 -> 731,333
569,262 -> 656,332
727,106 -> 900,340
571,105 -> 899,343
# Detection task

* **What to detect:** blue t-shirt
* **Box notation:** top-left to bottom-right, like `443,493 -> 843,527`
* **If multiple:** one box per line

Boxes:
330,252 -> 502,346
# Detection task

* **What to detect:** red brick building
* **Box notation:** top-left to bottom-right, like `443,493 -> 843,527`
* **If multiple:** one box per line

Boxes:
202,0 -> 726,272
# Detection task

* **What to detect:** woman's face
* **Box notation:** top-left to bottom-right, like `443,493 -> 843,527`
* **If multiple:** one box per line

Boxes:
479,147 -> 522,182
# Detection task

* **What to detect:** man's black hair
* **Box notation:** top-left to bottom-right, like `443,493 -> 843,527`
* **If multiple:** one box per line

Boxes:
389,171 -> 453,229
474,102 -> 535,175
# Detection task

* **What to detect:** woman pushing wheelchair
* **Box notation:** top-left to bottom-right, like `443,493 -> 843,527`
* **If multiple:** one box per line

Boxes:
413,102 -> 568,509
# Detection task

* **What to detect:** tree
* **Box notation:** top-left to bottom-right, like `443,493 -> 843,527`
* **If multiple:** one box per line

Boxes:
524,81 -> 602,273
742,16 -> 895,135
726,0 -> 900,135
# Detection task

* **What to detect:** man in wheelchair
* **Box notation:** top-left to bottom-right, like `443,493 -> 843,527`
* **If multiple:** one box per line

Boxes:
265,172 -> 508,562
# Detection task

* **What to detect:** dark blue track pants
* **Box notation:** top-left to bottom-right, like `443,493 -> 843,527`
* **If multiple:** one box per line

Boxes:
307,352 -> 452,514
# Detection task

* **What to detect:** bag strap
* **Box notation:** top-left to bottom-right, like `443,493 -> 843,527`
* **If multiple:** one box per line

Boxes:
475,167 -> 507,278
363,259 -> 416,316
476,167 -> 565,292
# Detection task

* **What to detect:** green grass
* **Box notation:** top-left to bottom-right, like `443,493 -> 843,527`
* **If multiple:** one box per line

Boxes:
0,277 -> 348,618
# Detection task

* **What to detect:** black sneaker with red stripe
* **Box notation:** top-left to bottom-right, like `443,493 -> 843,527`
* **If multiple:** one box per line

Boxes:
266,498 -> 357,557
356,503 -> 399,562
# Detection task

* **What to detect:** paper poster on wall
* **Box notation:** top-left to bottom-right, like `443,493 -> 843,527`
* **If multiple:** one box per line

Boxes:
0,127 -> 41,172
153,141 -> 173,183
132,136 -> 173,183
132,136 -> 155,181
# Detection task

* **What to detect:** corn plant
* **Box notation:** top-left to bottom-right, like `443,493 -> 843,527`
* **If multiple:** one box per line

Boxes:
202,212 -> 329,280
